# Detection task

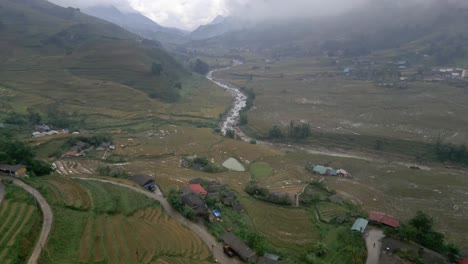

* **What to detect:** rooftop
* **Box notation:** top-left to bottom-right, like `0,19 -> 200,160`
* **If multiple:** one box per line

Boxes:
222,232 -> 256,261
189,184 -> 208,196
129,174 -> 154,186
369,211 -> 400,228
351,218 -> 368,233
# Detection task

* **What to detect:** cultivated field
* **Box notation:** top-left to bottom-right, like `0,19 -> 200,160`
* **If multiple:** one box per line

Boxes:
241,197 -> 319,257
215,57 -> 468,144
28,176 -> 211,264
0,184 -> 41,264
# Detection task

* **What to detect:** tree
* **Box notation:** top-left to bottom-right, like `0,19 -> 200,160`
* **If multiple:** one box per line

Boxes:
151,62 -> 163,76
182,205 -> 195,220
168,189 -> 183,211
268,126 -> 284,139
445,243 -> 461,263
313,242 -> 328,257
409,211 -> 434,233
288,121 -> 311,140
191,59 -> 210,75
27,108 -> 41,124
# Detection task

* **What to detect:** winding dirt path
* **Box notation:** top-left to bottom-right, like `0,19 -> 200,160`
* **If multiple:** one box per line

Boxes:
365,228 -> 385,264
72,177 -> 242,264
0,176 -> 53,264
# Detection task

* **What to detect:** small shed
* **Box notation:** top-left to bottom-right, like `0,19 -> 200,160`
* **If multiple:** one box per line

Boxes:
337,169 -> 351,178
326,168 -> 337,176
351,218 -> 368,233
222,232 -> 257,262
189,184 -> 208,196
313,165 -> 327,175
0,164 -> 27,177
129,174 -> 155,191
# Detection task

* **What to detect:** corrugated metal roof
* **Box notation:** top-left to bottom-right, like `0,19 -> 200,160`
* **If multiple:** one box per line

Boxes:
351,218 -> 368,233
313,165 -> 327,174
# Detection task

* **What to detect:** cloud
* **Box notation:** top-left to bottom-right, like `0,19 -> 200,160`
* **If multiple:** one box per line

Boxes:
48,0 -> 229,30
225,0 -> 367,22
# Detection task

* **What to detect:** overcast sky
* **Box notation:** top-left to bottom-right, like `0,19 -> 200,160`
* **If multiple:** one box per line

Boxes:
48,0 -> 368,30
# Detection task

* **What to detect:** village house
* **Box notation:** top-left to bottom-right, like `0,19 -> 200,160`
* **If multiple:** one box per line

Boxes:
369,211 -> 400,228
222,232 -> 257,262
0,164 -> 27,177
463,69 -> 468,78
129,174 -> 155,191
35,124 -> 50,132
189,183 -> 208,197
180,189 -> 208,216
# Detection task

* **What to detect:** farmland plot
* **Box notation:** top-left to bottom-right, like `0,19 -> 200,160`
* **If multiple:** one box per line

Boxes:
32,177 -> 211,264
0,184 -> 41,264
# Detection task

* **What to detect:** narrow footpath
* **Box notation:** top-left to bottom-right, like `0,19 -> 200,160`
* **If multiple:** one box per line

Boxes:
0,176 -> 54,264
73,177 -> 242,264
365,228 -> 385,264
0,181 -> 5,204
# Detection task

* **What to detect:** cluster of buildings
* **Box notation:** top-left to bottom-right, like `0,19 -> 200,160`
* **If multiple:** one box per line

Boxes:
179,179 -> 245,219
351,211 -> 400,233
311,165 -> 352,178
32,124 -> 71,138
424,67 -> 468,82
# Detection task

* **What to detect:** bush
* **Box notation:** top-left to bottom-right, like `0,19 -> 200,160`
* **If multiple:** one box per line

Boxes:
250,140 -> 257,144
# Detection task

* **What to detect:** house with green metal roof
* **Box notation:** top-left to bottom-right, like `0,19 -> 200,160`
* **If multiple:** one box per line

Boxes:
313,165 -> 327,175
351,218 -> 368,233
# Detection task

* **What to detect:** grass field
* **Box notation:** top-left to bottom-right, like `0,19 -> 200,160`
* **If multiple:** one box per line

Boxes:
0,184 -> 41,264
28,176 -> 211,264
215,57 -> 468,145
249,162 -> 273,179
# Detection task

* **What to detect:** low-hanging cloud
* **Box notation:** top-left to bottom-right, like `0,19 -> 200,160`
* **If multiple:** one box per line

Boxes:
226,0 -> 367,22
47,0 -> 468,30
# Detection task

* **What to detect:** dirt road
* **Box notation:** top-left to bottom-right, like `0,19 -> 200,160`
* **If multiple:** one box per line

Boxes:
366,228 -> 385,264
73,177 -> 242,264
0,177 -> 54,264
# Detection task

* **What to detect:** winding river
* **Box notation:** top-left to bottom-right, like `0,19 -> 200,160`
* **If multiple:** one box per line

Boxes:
206,61 -> 250,140
206,61 -> 431,169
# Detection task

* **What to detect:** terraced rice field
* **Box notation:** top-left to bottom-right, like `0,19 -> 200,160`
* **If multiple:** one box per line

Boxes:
0,186 -> 40,264
317,202 -> 349,223
33,176 -> 211,264
42,176 -> 91,210
53,159 -> 97,176
78,208 -> 211,264
241,197 -> 319,255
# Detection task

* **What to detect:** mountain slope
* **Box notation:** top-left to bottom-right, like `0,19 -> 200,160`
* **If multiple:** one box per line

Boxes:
0,0 -> 187,102
188,1 -> 468,64
83,5 -> 188,45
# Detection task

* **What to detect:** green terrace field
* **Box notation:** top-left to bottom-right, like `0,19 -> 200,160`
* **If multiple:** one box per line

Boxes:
0,183 -> 41,264
214,57 -> 468,145
27,176 -> 211,264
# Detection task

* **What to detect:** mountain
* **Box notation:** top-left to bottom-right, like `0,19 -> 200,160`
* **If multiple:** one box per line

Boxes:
0,0 -> 187,102
83,5 -> 189,45
188,1 -> 468,64
190,16 -> 248,40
